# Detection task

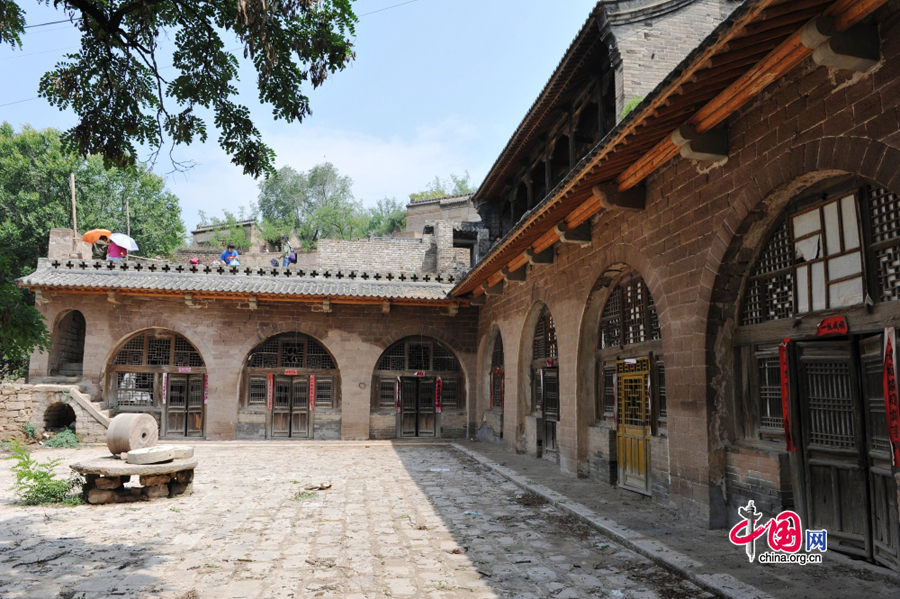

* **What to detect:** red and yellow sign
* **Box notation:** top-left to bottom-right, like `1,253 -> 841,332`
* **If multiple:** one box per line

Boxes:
435,377 -> 443,414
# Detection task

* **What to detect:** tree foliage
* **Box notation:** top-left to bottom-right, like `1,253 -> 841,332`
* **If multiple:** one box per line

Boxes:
0,250 -> 49,381
196,208 -> 254,251
0,123 -> 186,279
408,172 -> 476,203
257,163 -> 367,248
366,197 -> 407,237
2,1 -> 356,178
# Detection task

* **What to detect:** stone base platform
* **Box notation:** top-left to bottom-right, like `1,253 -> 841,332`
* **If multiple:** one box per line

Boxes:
70,456 -> 198,504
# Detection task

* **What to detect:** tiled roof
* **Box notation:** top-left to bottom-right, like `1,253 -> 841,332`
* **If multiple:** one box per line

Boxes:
407,193 -> 475,206
19,259 -> 456,302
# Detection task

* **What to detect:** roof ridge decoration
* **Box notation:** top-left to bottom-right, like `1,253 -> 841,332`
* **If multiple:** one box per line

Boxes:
407,192 -> 475,206
600,0 -> 703,25
18,259 -> 461,304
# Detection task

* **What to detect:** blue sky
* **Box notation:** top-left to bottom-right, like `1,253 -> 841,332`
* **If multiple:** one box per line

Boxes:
2,0 -> 597,229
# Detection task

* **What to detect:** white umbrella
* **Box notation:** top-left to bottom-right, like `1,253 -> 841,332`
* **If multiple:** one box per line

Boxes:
110,233 -> 139,252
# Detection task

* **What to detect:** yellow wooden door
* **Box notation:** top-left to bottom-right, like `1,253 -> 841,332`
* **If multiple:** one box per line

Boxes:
617,358 -> 651,495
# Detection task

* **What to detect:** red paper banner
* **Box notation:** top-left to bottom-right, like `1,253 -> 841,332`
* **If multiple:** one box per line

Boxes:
162,373 -> 168,405
779,338 -> 796,452
284,369 -> 298,376
435,377 -> 443,414
267,373 -> 274,410
309,375 -> 316,412
498,371 -> 504,410
816,316 -> 849,337
178,366 -> 192,373
883,328 -> 900,467
203,374 -> 208,405
396,376 -> 402,414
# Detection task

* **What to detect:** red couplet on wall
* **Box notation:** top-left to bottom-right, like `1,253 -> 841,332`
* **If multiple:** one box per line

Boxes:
162,373 -> 168,405
267,373 -> 273,410
882,327 -> 900,466
203,374 -> 208,405
396,376 -> 402,414
309,375 -> 316,412
435,377 -> 443,414
778,338 -> 796,452
284,368 -> 298,376
816,316 -> 849,337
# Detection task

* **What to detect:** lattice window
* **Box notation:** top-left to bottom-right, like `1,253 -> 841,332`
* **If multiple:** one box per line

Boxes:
251,338 -> 279,368
114,335 -> 145,365
315,377 -> 334,408
442,378 -> 459,408
379,378 -> 396,407
174,337 -> 204,367
116,372 -> 154,406
378,344 -> 406,371
865,360 -> 892,452
307,340 -> 336,370
281,340 -> 304,368
491,335 -> 504,369
600,288 -> 622,349
433,344 -> 459,372
274,378 -> 291,409
757,355 -> 783,430
869,186 -> 900,303
408,343 -> 431,371
805,361 -> 856,449
533,309 -> 557,361
249,377 -> 267,405
603,364 -> 615,418
601,277 -> 658,348
742,220 -> 794,326
491,334 -> 504,410
147,338 -> 172,366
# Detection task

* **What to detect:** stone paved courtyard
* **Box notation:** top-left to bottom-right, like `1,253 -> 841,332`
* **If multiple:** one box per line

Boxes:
0,442 -> 714,599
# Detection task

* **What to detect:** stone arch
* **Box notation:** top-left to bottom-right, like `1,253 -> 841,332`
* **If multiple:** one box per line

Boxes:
477,325 -> 505,444
516,300 -> 558,453
702,137 -> 900,526
49,309 -> 86,377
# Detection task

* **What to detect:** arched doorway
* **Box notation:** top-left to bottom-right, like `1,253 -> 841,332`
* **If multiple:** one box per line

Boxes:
596,273 -> 663,496
734,178 -> 900,569
371,337 -> 465,438
49,310 -> 85,377
106,330 -> 206,438
240,333 -> 340,439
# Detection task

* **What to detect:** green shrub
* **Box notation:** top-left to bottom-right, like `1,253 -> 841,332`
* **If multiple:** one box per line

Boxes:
620,96 -> 645,120
3,441 -> 83,505
45,429 -> 79,449
23,423 -> 37,439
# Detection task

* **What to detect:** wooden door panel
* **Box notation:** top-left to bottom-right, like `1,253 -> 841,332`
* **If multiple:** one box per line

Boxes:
400,378 -> 418,437
186,377 -> 204,437
291,378 -> 309,438
870,469 -> 900,569
417,379 -> 435,437
166,376 -> 187,437
616,360 -> 651,496
272,378 -> 291,437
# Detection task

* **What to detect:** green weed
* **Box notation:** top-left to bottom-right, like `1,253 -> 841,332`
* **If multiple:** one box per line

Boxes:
23,423 -> 37,439
45,430 -> 79,449
3,441 -> 83,505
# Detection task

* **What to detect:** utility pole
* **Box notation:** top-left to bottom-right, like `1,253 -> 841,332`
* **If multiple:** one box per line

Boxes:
70,173 -> 78,255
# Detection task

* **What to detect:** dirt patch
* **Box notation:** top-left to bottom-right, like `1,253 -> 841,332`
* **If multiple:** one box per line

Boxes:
514,492 -> 547,507
546,513 -> 596,541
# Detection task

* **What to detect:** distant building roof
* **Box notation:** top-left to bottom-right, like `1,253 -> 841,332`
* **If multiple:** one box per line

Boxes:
19,259 -> 459,304
191,219 -> 256,234
407,193 -> 474,207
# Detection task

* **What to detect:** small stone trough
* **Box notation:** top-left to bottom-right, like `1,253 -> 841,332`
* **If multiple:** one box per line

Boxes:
70,413 -> 197,504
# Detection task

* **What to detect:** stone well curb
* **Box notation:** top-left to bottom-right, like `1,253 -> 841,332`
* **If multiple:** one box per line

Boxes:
450,443 -> 774,599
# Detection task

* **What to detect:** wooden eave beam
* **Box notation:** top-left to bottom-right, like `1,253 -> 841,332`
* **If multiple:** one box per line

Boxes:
452,0 -> 889,297
26,287 -> 467,308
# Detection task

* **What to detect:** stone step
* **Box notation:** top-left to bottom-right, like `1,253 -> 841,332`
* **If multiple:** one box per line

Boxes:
58,363 -> 83,376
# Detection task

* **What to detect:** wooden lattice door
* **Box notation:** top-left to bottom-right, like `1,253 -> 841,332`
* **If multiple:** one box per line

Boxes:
399,377 -> 435,437
797,341 -> 870,559
617,358 -> 651,495
860,336 -> 900,570
272,376 -> 309,438
167,375 -> 204,437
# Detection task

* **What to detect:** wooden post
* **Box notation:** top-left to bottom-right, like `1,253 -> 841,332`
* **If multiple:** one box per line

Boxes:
126,194 -> 131,237
70,173 -> 78,254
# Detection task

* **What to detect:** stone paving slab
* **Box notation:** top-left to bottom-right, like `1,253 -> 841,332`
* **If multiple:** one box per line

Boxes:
1,442 -> 717,599
452,440 -> 900,599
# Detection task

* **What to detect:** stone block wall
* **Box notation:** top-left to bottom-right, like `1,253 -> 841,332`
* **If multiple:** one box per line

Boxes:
725,445 -> 792,518
587,425 -> 617,485
48,310 -> 85,375
0,384 -> 108,444
473,2 -> 900,525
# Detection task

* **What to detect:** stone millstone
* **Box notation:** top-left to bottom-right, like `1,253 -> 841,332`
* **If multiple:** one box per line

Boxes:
172,446 -> 194,459
127,445 -> 178,465
71,456 -> 199,477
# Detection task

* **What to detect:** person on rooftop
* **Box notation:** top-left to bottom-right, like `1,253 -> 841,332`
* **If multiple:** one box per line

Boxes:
107,239 -> 127,262
281,235 -> 294,268
220,243 -> 240,266
91,235 -> 109,260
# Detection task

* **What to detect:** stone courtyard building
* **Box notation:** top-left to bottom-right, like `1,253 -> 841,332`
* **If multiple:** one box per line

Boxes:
14,0 -> 900,573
